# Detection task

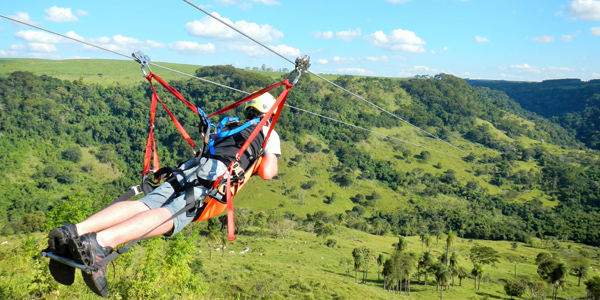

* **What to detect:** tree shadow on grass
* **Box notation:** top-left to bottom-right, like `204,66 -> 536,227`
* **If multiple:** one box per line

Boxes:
475,291 -> 504,299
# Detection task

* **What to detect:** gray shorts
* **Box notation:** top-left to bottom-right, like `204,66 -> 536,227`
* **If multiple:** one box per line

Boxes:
139,157 -> 227,236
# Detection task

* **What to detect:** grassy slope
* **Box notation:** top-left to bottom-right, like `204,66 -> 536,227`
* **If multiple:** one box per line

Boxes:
2,228 -> 599,299
2,59 -> 599,299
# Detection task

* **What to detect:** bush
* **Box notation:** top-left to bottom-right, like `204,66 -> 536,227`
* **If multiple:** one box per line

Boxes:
325,239 -> 338,248
62,146 -> 82,163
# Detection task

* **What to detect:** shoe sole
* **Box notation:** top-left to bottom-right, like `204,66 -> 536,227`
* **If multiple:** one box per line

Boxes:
47,227 -> 76,285
69,235 -> 109,297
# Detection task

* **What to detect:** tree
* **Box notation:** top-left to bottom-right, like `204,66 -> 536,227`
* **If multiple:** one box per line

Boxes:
353,253 -> 364,284
585,276 -> 600,300
340,258 -> 352,276
448,251 -> 459,285
353,246 -> 374,283
377,254 -> 385,281
538,259 -> 568,300
471,263 -> 484,290
457,266 -> 468,287
445,230 -> 456,267
395,235 -> 408,252
504,279 -> 525,299
205,225 -> 220,259
62,146 -> 82,163
419,251 -> 435,285
573,259 -> 590,287
469,244 -> 500,267
433,263 -> 452,299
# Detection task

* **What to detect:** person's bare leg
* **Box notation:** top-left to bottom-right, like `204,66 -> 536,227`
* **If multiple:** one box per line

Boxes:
95,207 -> 174,248
76,201 -> 150,236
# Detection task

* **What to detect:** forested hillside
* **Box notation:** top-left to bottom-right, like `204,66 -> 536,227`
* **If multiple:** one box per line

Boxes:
1,61 -> 600,299
467,78 -> 600,150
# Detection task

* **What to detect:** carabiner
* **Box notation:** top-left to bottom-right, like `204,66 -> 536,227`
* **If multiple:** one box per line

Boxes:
132,51 -> 152,77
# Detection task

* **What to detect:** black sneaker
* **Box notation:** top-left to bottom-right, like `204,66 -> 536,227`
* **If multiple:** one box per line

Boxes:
69,232 -> 113,297
47,223 -> 78,285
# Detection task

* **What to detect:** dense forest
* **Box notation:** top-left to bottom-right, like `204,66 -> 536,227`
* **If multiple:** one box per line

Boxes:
1,65 -> 600,299
468,78 -> 600,150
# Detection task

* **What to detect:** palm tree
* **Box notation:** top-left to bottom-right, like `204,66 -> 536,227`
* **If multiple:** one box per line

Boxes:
457,266 -> 468,286
577,264 -> 589,287
445,230 -> 456,267
550,262 -> 568,300
396,235 -> 408,252
420,251 -> 435,285
340,258 -> 351,276
377,254 -> 385,281
471,263 -> 484,290
353,253 -> 364,284
420,233 -> 431,251
435,264 -> 452,300
205,226 -> 220,259
448,251 -> 459,285
220,231 -> 228,258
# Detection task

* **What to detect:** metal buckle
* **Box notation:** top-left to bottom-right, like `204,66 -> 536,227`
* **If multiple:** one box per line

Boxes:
291,55 -> 311,84
231,161 -> 245,177
132,51 -> 152,76
132,185 -> 143,196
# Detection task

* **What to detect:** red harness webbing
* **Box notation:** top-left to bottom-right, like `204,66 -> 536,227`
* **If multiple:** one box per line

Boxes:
143,72 -> 198,176
142,71 -> 294,241
208,80 -> 293,241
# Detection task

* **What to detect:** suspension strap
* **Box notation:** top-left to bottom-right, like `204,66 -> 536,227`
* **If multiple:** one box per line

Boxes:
142,71 -> 200,176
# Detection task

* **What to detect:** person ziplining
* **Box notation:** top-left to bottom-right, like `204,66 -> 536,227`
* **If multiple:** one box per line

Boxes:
42,52 -> 311,297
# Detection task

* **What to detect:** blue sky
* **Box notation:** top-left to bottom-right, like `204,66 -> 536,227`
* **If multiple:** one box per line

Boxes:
1,0 -> 600,81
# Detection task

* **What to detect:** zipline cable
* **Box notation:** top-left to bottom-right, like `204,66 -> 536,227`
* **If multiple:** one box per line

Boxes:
181,0 -> 470,156
0,13 -> 463,158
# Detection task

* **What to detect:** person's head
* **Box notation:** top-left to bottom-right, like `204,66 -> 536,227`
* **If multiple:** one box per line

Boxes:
244,92 -> 276,119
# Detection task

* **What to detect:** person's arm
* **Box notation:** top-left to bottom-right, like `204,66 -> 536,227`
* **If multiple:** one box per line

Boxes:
258,153 -> 278,180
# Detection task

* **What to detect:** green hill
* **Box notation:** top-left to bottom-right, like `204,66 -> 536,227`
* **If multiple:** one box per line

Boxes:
1,59 -> 599,299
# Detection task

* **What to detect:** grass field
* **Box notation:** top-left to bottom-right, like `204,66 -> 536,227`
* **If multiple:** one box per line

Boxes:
2,225 -> 599,299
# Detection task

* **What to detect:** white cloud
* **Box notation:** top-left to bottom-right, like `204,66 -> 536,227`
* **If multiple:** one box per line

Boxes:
391,55 -> 407,61
591,27 -> 600,35
336,28 -> 361,41
336,67 -> 374,75
268,44 -> 301,57
0,50 -> 19,56
44,6 -> 79,22
332,56 -> 355,64
475,36 -> 489,43
364,28 -> 426,53
365,56 -> 389,62
77,10 -> 89,17
561,34 -> 576,41
385,0 -> 413,3
397,65 -> 439,77
86,35 -> 165,53
531,35 -> 555,43
568,0 -> 600,21
216,0 -> 240,5
316,59 -> 329,64
510,63 -> 533,70
9,12 -> 41,26
252,0 -> 281,5
431,46 -> 449,54
185,13 -> 283,43
14,30 -> 73,44
28,43 -> 58,53
10,44 -> 27,51
169,41 -> 216,54
312,31 -> 334,39
222,42 -> 266,57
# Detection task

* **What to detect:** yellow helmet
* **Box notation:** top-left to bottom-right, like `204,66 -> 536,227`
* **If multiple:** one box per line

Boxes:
244,92 -> 277,114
